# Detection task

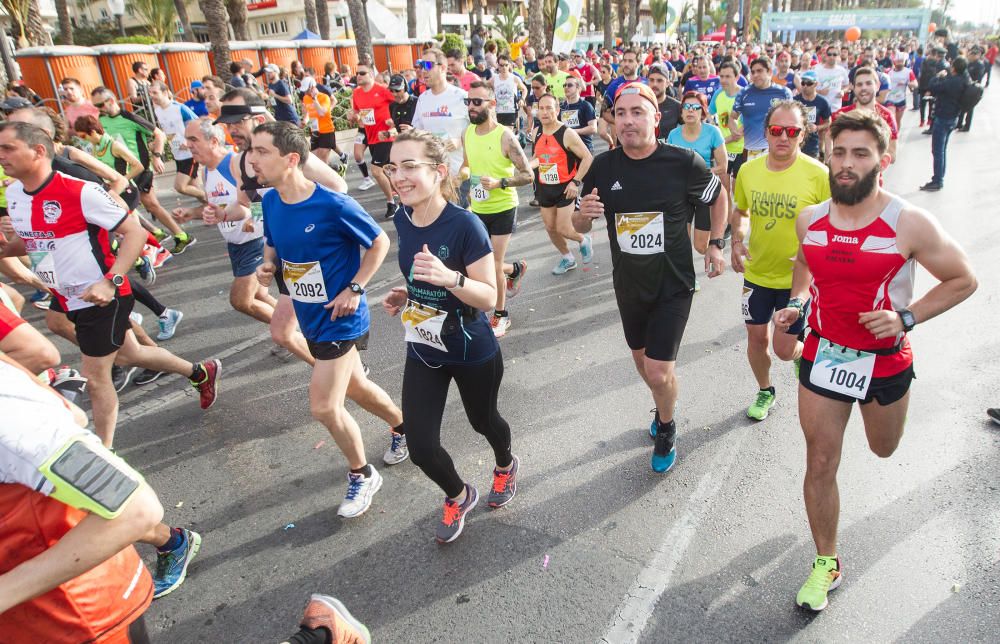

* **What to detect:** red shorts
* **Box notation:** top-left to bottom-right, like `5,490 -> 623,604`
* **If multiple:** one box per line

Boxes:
0,300 -> 26,341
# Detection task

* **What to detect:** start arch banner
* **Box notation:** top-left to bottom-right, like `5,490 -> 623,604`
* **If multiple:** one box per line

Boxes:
761,8 -> 933,44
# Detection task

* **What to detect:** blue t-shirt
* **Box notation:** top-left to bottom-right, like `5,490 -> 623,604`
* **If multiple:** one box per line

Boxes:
684,76 -> 721,103
793,94 -> 832,157
394,202 -> 498,365
603,76 -> 647,109
269,80 -> 300,124
262,185 -> 381,343
559,99 -> 596,151
184,98 -> 208,117
666,123 -> 725,167
732,83 -> 794,151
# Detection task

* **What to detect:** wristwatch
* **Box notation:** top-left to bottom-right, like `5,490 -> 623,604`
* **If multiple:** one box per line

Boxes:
152,151 -> 164,159
500,178 -> 509,189
708,238 -> 726,250
349,282 -> 365,295
787,297 -> 805,319
450,271 -> 466,289
105,272 -> 125,289
571,178 -> 582,186
897,308 -> 916,332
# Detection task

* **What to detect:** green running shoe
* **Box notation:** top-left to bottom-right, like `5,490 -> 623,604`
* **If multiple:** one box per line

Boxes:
796,555 -> 842,611
747,388 -> 776,421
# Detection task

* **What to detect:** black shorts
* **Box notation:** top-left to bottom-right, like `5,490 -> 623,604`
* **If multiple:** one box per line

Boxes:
307,331 -> 369,361
120,183 -> 141,211
742,279 -> 806,334
311,132 -> 337,150
727,150 -> 747,178
534,181 -> 574,208
799,357 -> 915,406
275,270 -> 289,296
134,169 -> 154,194
475,207 -> 517,236
66,294 -> 135,358
368,142 -> 392,166
175,157 -> 199,178
616,288 -> 693,362
497,113 -> 518,127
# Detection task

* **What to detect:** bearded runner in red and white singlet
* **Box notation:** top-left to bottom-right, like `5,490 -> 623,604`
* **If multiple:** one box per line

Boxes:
773,112 -> 977,613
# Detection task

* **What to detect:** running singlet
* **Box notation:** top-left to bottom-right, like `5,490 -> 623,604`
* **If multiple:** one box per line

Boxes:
204,152 -> 262,245
6,172 -> 132,311
303,93 -> 335,134
99,111 -> 155,169
394,203 -> 497,365
463,124 -> 517,214
154,101 -> 197,161
533,125 -> 579,186
734,154 -> 830,289
581,144 -> 722,297
801,197 -> 914,377
262,185 -> 382,343
709,90 -> 745,155
0,361 -> 153,643
352,84 -> 395,143
493,75 -> 519,116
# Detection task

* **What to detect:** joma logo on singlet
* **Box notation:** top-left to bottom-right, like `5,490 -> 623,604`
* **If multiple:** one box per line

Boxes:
832,235 -> 859,244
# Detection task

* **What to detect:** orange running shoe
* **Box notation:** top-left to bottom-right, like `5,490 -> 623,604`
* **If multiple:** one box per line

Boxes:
299,594 -> 371,644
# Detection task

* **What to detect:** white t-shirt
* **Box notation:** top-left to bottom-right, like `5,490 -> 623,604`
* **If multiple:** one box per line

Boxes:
154,101 -> 197,161
886,68 -> 916,104
814,64 -> 850,111
412,84 -> 470,175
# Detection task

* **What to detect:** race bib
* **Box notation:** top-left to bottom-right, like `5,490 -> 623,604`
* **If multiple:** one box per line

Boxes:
359,108 -> 376,126
401,300 -> 447,352
615,212 -> 664,255
28,250 -> 58,288
561,109 -> 580,127
282,260 -> 328,303
805,106 -> 817,124
809,338 -> 875,399
538,163 -> 560,185
741,285 -> 753,321
250,201 -> 264,223
470,176 -> 490,202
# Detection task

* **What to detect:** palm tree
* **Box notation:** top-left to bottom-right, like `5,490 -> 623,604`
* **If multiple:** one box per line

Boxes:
602,0 -> 612,47
695,0 -> 705,40
648,0 -> 669,43
528,0 -> 545,55
303,0 -> 319,34
26,0 -> 46,45
407,0 -> 417,38
347,0 -> 373,64
199,0 -> 232,81
626,0 -> 640,43
723,0 -> 736,41
436,0 -> 443,39
54,0 -> 72,44
0,0 -> 33,47
224,0 -> 249,40
174,0 -> 194,41
493,2 -> 523,43
317,0 -> 331,39
473,0 -> 484,30
133,0 -> 180,43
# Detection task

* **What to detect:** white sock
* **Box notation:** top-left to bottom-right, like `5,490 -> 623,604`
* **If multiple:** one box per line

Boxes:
563,252 -> 574,261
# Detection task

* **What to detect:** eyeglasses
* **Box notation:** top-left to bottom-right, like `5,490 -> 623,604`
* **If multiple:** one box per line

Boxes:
92,100 -> 106,108
463,97 -> 489,106
563,82 -> 577,88
356,70 -> 369,76
383,160 -> 439,178
682,103 -> 702,111
415,60 -> 436,70
767,125 -> 803,138
801,80 -> 815,86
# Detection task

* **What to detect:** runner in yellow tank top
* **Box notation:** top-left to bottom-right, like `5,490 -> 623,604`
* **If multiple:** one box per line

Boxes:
460,81 -> 535,337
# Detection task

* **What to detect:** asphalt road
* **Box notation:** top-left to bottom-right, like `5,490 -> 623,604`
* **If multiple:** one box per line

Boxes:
17,90 -> 1000,643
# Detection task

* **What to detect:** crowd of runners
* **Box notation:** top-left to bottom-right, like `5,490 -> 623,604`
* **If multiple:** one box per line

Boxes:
0,24 -> 992,643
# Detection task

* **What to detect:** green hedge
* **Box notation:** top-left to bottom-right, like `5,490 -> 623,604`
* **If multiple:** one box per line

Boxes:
112,35 -> 159,45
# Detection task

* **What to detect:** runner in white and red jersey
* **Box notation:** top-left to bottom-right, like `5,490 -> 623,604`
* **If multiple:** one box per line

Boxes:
773,112 -> 977,613
0,121 -> 221,447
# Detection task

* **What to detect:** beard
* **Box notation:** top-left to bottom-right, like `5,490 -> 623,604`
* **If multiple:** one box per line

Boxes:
468,109 -> 489,125
830,165 -> 880,205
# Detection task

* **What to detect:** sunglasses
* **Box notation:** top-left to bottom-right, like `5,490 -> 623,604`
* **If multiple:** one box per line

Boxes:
92,100 -> 107,108
767,125 -> 803,138
682,103 -> 702,111
801,80 -> 815,86
415,60 -> 436,70
356,70 -> 369,76
463,97 -> 489,106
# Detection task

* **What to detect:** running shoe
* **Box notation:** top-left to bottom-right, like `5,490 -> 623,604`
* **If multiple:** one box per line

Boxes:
157,309 -> 183,341
152,228 -> 170,243
50,367 -> 87,405
152,528 -> 202,599
506,259 -> 528,298
134,368 -> 165,386
153,247 -> 173,268
552,257 -> 578,275
335,161 -> 349,178
747,389 -> 776,421
651,423 -> 677,473
112,365 -> 136,392
580,234 -> 594,264
529,198 -> 539,207
339,151 -> 349,166
172,235 -> 197,254
129,312 -> 143,327
383,431 -> 409,465
299,594 -> 372,644
988,408 -> 1000,426
435,484 -> 479,544
919,182 -> 942,192
135,255 -> 156,285
487,455 -> 518,508
190,359 -> 221,410
491,314 -> 510,338
358,176 -> 376,191
796,555 -> 842,611
270,343 -> 293,360
30,290 -> 51,310
337,467 -> 383,518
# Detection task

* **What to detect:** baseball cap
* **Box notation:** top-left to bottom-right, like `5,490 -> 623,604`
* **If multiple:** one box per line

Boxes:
190,80 -> 203,89
264,64 -> 280,75
800,70 -> 818,83
213,103 -> 269,124
388,74 -> 407,91
299,76 -> 317,92
614,81 -> 658,110
646,63 -> 672,80
0,96 -> 32,111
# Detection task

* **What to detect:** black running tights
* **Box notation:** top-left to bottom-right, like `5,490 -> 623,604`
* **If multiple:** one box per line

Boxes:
131,281 -> 165,317
402,350 -> 512,498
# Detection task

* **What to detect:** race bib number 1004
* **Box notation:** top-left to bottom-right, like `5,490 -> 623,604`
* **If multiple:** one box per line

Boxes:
615,212 -> 665,255
809,338 -> 875,399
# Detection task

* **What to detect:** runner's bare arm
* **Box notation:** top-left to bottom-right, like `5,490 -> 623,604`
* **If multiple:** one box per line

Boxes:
501,129 -> 534,187
0,256 -> 48,292
326,231 -> 390,318
64,147 -> 130,198
572,187 -> 602,234
0,232 -> 26,260
111,140 -> 144,181
303,153 -> 348,193
774,209 -> 816,330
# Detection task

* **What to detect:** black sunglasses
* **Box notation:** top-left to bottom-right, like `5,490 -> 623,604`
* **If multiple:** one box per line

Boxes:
463,97 -> 489,106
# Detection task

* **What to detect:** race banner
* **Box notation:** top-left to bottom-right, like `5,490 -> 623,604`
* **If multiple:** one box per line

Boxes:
552,0 -> 585,56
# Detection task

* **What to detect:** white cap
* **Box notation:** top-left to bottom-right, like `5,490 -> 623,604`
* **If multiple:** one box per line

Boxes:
299,76 -> 317,91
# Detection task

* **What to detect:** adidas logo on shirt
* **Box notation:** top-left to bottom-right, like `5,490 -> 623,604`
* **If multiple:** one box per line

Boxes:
611,181 -> 623,191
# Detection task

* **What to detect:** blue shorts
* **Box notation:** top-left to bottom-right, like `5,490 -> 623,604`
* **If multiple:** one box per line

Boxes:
742,279 -> 807,335
228,237 -> 265,278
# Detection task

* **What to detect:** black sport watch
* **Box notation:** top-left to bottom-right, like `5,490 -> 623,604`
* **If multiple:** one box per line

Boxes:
897,309 -> 916,332
708,238 -> 726,250
349,282 -> 365,295
500,178 -> 508,189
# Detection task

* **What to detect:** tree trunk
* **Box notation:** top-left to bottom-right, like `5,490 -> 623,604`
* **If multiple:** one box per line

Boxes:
347,0 -> 373,63
695,0 -> 704,41
723,0 -> 737,41
316,0 -> 331,39
224,0 -> 250,40
199,0 -> 233,81
435,0 -> 443,37
473,0 -> 483,29
528,0 -> 544,56
173,0 -> 194,41
626,0 -> 639,42
406,0 -> 417,38
602,0 -> 612,47
303,0 -> 319,34
54,0 -> 72,44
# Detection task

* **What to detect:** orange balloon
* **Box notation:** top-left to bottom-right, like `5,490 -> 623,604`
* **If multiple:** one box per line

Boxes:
928,22 -> 937,33
845,26 -> 861,42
